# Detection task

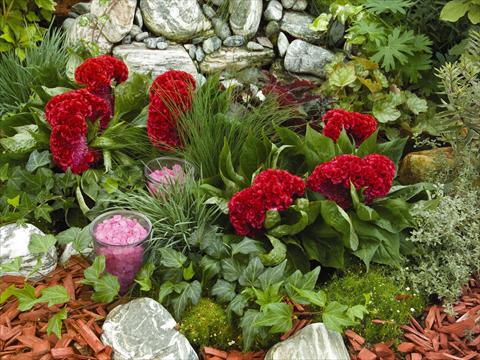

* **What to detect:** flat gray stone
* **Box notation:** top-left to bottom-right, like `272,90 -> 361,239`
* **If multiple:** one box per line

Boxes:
247,41 -> 264,51
130,24 -> 142,37
212,18 -> 231,40
195,46 -> 205,61
277,31 -> 289,57
281,11 -> 323,43
203,36 -> 222,54
140,0 -> 212,42
202,4 -> 216,19
145,37 -> 159,49
200,47 -> 274,74
0,224 -> 57,281
91,0 -> 136,43
257,36 -> 274,48
157,42 -> 169,50
113,43 -> 198,78
102,298 -> 198,360
284,39 -> 334,77
281,0 -> 308,10
71,2 -> 91,15
229,0 -> 262,39
136,32 -> 150,42
223,35 -> 245,47
265,323 -> 350,360
264,0 -> 283,21
67,14 -> 113,54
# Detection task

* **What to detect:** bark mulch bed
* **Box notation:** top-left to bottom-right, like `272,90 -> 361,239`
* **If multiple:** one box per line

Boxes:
0,256 -> 114,360
348,277 -> 480,360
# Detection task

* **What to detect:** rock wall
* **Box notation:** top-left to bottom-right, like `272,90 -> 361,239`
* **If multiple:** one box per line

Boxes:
64,0 -> 334,80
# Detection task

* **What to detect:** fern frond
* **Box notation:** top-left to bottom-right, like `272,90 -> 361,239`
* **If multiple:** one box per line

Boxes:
362,0 -> 414,15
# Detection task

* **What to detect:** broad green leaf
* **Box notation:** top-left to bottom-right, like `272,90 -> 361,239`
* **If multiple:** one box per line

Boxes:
336,129 -> 355,153
253,283 -> 283,306
377,137 -> 408,168
171,281 -> 201,319
13,284 -> 41,311
238,257 -> 264,287
347,304 -> 368,321
373,102 -> 401,123
329,63 -> 357,88
7,195 -> 20,208
240,309 -> 265,351
268,208 -> 309,237
356,130 -> 378,157
305,126 -> 336,169
405,92 -> 428,115
222,258 -> 245,282
264,210 -> 281,230
0,163 -> 9,181
39,286 -> 70,307
219,138 -> 245,187
158,281 -> 175,303
231,237 -> 264,256
259,235 -> 287,266
0,285 -> 16,304
34,204 -> 53,223
258,260 -> 287,290
211,279 -> 236,303
28,234 -> 57,255
321,201 -> 358,250
292,286 -> 327,307
199,256 -> 221,282
240,133 -> 268,181
182,262 -> 195,281
91,273 -> 120,303
310,13 -> 332,32
159,248 -> 187,268
227,293 -> 248,317
47,307 -> 68,339
82,256 -> 106,285
322,301 -> 354,333
135,263 -> 155,292
301,234 -> 345,269
255,303 -> 293,334
284,267 -> 321,304
26,150 -> 50,172
440,0 -> 470,22
0,257 -> 22,273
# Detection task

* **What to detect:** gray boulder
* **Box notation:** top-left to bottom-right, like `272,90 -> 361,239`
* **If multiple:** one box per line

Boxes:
91,0 -> 136,43
200,47 -> 274,74
113,43 -> 198,78
140,0 -> 212,42
67,14 -> 113,54
264,0 -> 283,21
223,35 -> 245,47
102,298 -> 198,360
229,0 -> 262,39
203,36 -> 222,54
281,0 -> 308,11
281,11 -> 323,43
212,18 -> 231,40
284,39 -> 334,77
0,224 -> 57,281
277,32 -> 289,57
265,323 -> 350,360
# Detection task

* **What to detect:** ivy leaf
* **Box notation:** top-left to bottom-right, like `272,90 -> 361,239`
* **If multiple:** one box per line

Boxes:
171,281 -> 201,319
310,13 -> 332,32
26,150 -> 50,172
255,303 -> 293,334
347,304 -> 368,321
28,234 -> 57,255
199,256 -> 221,282
81,256 -> 105,285
322,301 -> 354,333
221,258 -> 244,282
253,283 -> 283,306
56,227 -> 92,254
240,309 -> 265,351
238,257 -> 264,287
211,279 -> 236,303
182,262 -> 195,281
158,281 -> 175,303
258,260 -> 287,290
47,307 -> 68,339
292,286 -> 327,307
135,263 -> 155,292
39,286 -> 70,307
0,257 -> 22,273
13,284 -> 41,311
0,285 -> 16,304
231,237 -> 264,256
159,248 -> 187,269
91,273 -> 120,303
227,294 -> 248,317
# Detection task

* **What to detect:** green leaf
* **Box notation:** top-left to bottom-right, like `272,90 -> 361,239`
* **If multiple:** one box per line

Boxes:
302,234 -> 345,269
305,126 -> 336,170
329,63 -> 357,88
28,234 -> 57,255
158,281 -> 175,303
159,248 -> 187,268
440,0 -> 470,22
240,133 -> 268,181
39,286 -> 70,307
211,279 -> 236,303
114,73 -> 151,119
182,262 -> 195,281
231,237 -> 264,256
373,102 -> 401,123
0,285 -> 16,304
171,281 -> 201,319
259,235 -> 287,266
258,260 -> 287,290
310,13 -> 332,32
405,92 -> 428,115
240,309 -> 265,351
371,28 -> 415,71
364,0 -> 414,15
350,184 -> 380,221
82,256 -> 105,285
336,129 -> 355,153
285,267 -> 321,304
91,273 -> 120,303
200,256 -> 220,282
321,201 -> 358,250
264,210 -> 281,230
0,257 -> 22,273
292,286 -> 327,307
47,307 -> 67,339
227,294 -> 248,317
135,263 -> 155,292
219,138 -> 245,187
238,257 -> 264,287
468,5 -> 480,23
0,163 -> 9,181
377,137 -> 407,168
268,207 -> 309,238
34,204 -> 53,223
222,258 -> 245,282
255,303 -> 293,333
26,150 -> 50,172
7,195 -> 20,208
347,304 -> 368,321
322,301 -> 354,333
356,130 -> 378,157
253,283 -> 283,306
13,284 -> 41,311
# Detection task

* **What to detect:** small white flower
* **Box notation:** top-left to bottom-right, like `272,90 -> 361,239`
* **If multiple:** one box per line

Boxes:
228,340 -> 236,346
410,308 -> 415,312
406,287 -> 411,291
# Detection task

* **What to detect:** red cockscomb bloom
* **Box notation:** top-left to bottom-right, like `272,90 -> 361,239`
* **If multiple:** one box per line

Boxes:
147,70 -> 196,149
307,154 -> 395,208
322,109 -> 377,145
228,169 -> 305,236
75,55 -> 128,89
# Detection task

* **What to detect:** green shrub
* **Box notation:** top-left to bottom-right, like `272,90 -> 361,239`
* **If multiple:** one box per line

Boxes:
179,298 -> 236,350
323,267 -> 425,344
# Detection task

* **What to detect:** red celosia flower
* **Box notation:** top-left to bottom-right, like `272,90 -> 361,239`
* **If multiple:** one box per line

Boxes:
75,55 -> 128,90
322,109 -> 377,145
307,154 -> 395,208
147,70 -> 196,149
228,169 -> 305,236
252,169 -> 305,211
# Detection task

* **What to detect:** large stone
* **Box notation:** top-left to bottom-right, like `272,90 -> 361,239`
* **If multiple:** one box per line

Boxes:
140,0 -> 212,42
265,323 -> 350,360
282,0 -> 308,11
67,14 -> 113,54
102,298 -> 197,360
284,40 -> 333,77
200,47 -> 274,74
264,0 -> 283,21
203,36 -> 222,54
281,11 -> 323,43
277,32 -> 289,57
0,224 -> 57,281
229,0 -> 262,39
113,43 -> 198,78
91,0 -> 136,43
398,147 -> 454,185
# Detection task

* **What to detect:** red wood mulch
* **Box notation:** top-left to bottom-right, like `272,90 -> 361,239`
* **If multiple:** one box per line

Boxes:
0,256 -> 120,360
348,277 -> 480,360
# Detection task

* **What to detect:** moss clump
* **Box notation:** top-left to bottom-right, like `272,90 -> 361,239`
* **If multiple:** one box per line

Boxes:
179,298 -> 235,350
323,267 -> 426,344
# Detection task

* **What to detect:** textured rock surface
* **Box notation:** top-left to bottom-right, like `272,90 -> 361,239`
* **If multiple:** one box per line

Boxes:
113,43 -> 198,78
265,323 -> 350,360
229,0 -> 263,39
200,47 -> 275,74
140,0 -> 212,42
264,0 -> 283,21
282,0 -> 308,10
277,32 -> 289,57
223,35 -> 245,47
212,18 -> 232,40
102,298 -> 198,360
0,224 -> 57,281
281,11 -> 323,43
71,2 -> 91,15
399,147 -> 454,185
91,0 -> 136,43
203,36 -> 222,54
284,40 -> 333,77
67,14 -> 113,54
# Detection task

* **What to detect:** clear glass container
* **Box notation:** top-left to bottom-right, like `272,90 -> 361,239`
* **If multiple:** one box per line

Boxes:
90,210 -> 152,295
144,157 -> 194,196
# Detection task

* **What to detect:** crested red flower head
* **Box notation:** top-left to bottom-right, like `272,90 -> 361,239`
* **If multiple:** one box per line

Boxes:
307,154 -> 395,209
147,70 -> 196,149
75,55 -> 128,90
228,169 -> 305,236
322,109 -> 377,145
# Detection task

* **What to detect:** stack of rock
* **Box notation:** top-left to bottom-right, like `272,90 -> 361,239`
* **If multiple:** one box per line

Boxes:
63,0 -> 335,82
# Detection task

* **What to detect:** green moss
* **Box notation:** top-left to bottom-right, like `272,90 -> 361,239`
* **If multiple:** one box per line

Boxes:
322,267 -> 426,344
179,298 -> 235,350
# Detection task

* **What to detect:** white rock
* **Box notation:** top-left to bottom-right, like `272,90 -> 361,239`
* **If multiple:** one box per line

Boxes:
229,0 -> 262,39
281,0 -> 308,10
264,0 -> 283,21
91,0 -> 136,43
200,47 -> 274,74
67,14 -> 113,54
284,39 -> 334,77
281,11 -> 323,43
277,32 -> 289,57
113,43 -> 198,78
265,323 -> 350,360
140,0 -> 212,42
